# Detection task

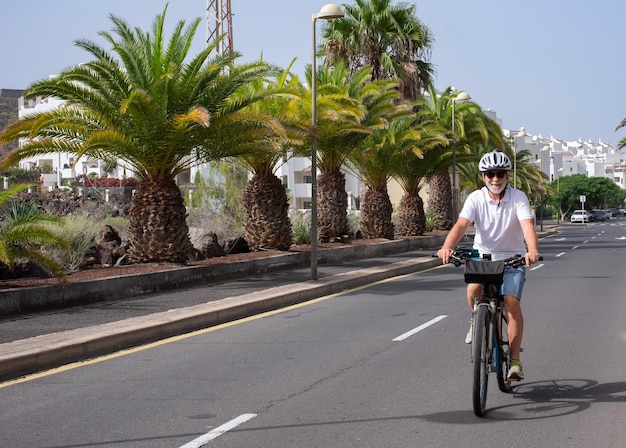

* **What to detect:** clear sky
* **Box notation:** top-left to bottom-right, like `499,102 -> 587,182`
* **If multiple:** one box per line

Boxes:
2,1 -> 625,147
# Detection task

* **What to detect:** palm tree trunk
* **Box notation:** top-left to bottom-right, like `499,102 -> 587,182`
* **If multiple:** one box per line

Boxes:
317,169 -> 349,242
361,185 -> 394,239
428,171 -> 453,230
396,192 -> 426,236
242,173 -> 292,251
128,179 -> 194,263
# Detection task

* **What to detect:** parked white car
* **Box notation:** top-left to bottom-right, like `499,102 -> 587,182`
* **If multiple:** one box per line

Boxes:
570,210 -> 591,223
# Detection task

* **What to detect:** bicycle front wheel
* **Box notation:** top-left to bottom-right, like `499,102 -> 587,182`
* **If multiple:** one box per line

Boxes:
472,304 -> 489,417
496,311 -> 512,393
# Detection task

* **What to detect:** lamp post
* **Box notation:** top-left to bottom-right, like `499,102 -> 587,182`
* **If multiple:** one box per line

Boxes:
310,4 -> 344,280
557,167 -> 564,223
512,127 -> 527,189
539,145 -> 550,231
451,91 -> 471,222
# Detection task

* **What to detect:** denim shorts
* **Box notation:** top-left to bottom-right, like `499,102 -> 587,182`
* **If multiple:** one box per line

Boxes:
501,266 -> 526,300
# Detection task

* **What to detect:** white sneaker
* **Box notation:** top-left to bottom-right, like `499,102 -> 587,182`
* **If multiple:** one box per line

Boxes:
465,319 -> 473,344
507,361 -> 524,381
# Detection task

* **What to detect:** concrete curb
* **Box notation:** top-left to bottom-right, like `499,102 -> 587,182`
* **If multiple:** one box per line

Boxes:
0,235 -> 447,317
0,256 -> 442,381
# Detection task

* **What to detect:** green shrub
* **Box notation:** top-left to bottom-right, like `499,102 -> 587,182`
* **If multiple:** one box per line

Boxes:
47,216 -> 99,272
425,212 -> 444,232
347,210 -> 361,238
290,210 -> 311,245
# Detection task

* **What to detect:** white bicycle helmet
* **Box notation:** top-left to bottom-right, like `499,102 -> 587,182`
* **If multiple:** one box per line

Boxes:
478,151 -> 512,172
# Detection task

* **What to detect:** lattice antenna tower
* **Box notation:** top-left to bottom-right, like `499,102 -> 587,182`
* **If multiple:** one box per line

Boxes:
206,0 -> 233,55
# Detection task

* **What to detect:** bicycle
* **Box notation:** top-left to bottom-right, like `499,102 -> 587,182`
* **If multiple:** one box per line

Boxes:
443,248 -> 539,417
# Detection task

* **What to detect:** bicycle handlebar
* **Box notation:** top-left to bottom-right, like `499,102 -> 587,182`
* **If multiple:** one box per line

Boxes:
432,249 -> 543,268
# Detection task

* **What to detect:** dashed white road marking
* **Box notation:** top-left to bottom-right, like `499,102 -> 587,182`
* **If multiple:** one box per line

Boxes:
179,414 -> 258,447
393,315 -> 447,341
555,252 -> 566,257
530,263 -> 544,271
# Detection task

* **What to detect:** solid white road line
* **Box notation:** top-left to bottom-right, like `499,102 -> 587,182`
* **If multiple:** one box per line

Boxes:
393,315 -> 447,342
179,413 -> 257,447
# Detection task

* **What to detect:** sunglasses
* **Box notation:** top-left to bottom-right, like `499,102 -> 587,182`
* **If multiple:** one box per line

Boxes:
484,171 -> 507,179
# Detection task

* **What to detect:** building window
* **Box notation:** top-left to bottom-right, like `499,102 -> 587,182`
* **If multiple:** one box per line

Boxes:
303,175 -> 312,184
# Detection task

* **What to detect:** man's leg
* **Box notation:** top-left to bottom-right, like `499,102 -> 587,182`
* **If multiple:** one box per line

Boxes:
464,284 -> 482,343
504,293 -> 525,380
504,294 -> 523,359
466,283 -> 481,310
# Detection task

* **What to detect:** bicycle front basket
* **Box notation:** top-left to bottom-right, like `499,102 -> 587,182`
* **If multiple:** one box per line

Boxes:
464,260 -> 505,285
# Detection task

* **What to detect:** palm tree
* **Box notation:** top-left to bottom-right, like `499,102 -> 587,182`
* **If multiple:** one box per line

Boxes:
349,108 -> 437,239
417,85 -> 506,228
237,63 -> 308,251
0,184 -> 68,279
322,0 -> 434,101
615,118 -> 626,149
0,7 -> 276,264
295,63 -> 384,242
513,150 -> 546,201
392,119 -> 449,236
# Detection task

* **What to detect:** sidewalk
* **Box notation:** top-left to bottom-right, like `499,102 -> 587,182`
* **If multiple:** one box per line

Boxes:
0,227 -> 558,382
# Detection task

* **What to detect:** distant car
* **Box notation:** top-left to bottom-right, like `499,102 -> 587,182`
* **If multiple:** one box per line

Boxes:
570,210 -> 591,223
590,210 -> 607,221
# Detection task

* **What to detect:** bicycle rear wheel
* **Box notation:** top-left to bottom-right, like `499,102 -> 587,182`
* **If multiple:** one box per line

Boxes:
496,311 -> 512,393
472,304 -> 489,417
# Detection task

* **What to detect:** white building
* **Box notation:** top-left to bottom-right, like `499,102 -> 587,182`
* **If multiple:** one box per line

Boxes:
509,130 -> 626,189
17,91 -> 131,186
273,156 -> 361,211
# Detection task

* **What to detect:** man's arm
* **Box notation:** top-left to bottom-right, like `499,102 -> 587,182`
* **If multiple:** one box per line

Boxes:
437,217 -> 471,264
520,218 -> 541,265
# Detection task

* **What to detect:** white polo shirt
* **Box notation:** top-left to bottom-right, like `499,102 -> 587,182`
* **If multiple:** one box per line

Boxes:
459,186 -> 534,260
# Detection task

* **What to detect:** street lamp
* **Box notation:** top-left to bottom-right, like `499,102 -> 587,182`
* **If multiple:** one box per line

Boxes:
512,127 -> 527,189
557,167 -> 564,223
451,91 -> 471,222
539,145 -> 550,231
310,4 -> 344,280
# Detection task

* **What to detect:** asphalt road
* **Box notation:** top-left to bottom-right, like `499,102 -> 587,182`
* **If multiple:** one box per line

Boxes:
1,219 -> 626,447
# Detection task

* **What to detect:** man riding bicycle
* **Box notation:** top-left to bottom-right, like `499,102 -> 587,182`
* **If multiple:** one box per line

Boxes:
437,151 -> 541,381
